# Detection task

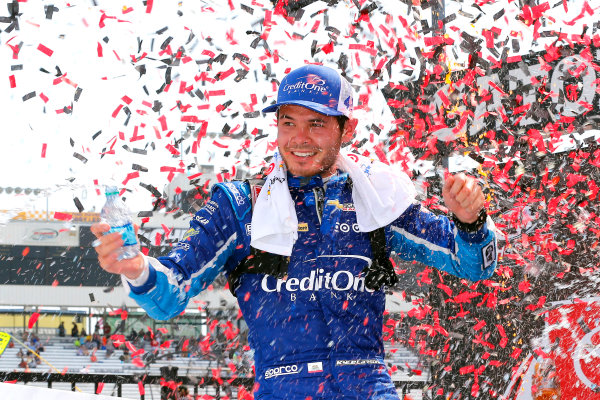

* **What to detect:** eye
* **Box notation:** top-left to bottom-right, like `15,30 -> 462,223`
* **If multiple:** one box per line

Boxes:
311,122 -> 325,128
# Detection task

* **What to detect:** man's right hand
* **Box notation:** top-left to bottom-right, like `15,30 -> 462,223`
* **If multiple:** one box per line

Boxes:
90,223 -> 144,280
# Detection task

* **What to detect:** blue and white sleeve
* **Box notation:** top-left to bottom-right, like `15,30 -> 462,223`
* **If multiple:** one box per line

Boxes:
124,186 -> 250,320
388,203 -> 497,281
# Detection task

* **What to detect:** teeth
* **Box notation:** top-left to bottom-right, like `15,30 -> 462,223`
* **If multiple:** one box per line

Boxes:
292,152 -> 316,157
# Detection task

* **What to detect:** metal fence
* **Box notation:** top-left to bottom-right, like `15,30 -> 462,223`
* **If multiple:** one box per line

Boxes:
0,372 -> 426,399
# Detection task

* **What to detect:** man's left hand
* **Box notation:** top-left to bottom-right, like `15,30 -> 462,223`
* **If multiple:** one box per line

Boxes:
442,172 -> 485,223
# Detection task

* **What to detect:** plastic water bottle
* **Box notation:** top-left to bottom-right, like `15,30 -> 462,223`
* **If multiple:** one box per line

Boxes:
100,186 -> 140,260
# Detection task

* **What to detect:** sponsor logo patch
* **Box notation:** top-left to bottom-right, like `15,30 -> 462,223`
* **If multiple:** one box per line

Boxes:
307,362 -> 323,373
482,241 -> 496,269
182,228 -> 199,241
342,203 -> 355,212
298,222 -> 308,232
264,364 -> 299,379
261,270 -> 375,294
224,183 -> 247,206
335,359 -> 380,367
245,223 -> 252,236
194,215 -> 210,225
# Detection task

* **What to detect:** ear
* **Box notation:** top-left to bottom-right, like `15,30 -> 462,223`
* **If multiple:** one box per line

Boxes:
341,118 -> 358,144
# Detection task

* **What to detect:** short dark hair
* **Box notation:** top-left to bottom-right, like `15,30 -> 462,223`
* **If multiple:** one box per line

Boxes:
335,115 -> 348,132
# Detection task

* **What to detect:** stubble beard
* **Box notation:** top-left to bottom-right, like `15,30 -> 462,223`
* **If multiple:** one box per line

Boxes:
280,146 -> 340,178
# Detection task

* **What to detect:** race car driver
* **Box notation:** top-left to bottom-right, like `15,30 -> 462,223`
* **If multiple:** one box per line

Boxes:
91,64 -> 497,399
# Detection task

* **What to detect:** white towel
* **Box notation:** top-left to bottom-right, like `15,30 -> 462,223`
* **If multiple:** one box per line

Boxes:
250,151 -> 417,256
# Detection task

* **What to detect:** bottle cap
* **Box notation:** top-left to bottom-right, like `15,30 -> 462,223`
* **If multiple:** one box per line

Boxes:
105,186 -> 119,196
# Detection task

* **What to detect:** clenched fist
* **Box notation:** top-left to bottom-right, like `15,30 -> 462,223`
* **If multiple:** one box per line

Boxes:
90,223 -> 144,280
442,172 -> 485,224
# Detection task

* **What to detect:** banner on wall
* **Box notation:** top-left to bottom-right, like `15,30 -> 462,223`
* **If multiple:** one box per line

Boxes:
503,298 -> 600,400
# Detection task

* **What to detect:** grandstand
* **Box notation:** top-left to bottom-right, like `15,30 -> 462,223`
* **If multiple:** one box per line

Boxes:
0,330 -> 427,398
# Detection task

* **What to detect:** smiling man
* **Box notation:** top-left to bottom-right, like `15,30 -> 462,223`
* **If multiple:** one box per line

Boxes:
91,65 -> 497,399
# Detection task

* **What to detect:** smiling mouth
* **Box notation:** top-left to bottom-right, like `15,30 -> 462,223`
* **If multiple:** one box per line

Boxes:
291,151 -> 317,157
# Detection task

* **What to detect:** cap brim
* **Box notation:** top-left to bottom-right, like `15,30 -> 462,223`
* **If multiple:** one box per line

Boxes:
262,100 -> 345,117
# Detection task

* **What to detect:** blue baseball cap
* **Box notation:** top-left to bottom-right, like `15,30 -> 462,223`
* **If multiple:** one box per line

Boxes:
262,65 -> 354,117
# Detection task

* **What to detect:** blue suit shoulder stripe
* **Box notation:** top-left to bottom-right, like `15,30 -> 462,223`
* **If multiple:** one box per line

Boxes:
390,225 -> 458,262
212,181 -> 251,221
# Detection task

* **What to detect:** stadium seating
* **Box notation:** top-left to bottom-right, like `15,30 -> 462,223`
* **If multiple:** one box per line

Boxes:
0,335 -> 426,398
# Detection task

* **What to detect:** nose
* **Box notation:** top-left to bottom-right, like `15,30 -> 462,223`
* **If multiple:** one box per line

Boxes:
289,124 -> 311,147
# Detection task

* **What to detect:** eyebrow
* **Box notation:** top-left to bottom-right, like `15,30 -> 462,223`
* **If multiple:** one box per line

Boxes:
279,114 -> 327,123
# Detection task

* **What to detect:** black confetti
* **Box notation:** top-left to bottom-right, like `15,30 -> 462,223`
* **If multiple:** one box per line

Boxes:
44,4 -> 58,20
240,4 -> 253,14
22,91 -> 36,101
139,182 -> 161,198
73,197 -> 84,213
493,8 -> 505,20
132,164 -> 148,172
73,152 -> 88,163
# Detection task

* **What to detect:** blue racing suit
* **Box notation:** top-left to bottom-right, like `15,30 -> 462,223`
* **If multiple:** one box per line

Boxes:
125,172 -> 497,399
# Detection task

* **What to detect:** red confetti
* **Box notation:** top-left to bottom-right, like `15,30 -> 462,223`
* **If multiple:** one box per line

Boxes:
96,382 -> 104,394
132,357 -> 145,367
37,43 -> 54,57
41,143 -> 47,158
53,212 -> 73,221
9,75 -> 16,88
212,140 -> 229,149
28,312 -> 40,329
518,279 -> 532,293
473,320 -> 486,331
111,335 -> 126,346
158,115 -> 168,131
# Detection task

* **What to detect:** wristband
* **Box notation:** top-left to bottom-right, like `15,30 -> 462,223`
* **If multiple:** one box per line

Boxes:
452,208 -> 487,233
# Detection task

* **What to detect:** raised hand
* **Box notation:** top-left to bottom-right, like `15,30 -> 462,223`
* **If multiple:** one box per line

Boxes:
90,223 -> 144,280
442,172 -> 485,224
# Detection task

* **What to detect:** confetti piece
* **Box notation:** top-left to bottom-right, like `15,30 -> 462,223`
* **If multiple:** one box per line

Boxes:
22,91 -> 36,101
37,43 -> 54,57
53,212 -> 73,221
28,312 -> 40,329
145,0 -> 153,13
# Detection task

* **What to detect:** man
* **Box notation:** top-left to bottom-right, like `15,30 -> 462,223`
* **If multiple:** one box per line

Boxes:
92,65 -> 497,399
